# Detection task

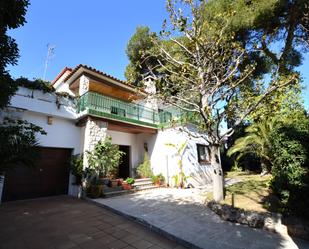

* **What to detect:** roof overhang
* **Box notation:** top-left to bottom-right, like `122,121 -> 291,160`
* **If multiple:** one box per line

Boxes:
65,65 -> 146,97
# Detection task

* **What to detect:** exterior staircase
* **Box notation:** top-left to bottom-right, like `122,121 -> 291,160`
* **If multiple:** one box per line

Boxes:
103,178 -> 160,198
132,178 -> 156,190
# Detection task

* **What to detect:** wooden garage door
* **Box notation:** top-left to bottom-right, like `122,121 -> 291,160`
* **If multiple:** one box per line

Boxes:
3,147 -> 72,201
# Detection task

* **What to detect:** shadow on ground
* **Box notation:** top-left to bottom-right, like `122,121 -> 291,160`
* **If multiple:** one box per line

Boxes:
94,188 -> 309,249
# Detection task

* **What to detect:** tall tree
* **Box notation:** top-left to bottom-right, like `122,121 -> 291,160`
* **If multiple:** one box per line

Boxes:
302,2 -> 309,46
126,0 -> 301,201
202,0 -> 309,75
0,0 -> 29,109
0,1 -> 46,178
125,26 -> 157,86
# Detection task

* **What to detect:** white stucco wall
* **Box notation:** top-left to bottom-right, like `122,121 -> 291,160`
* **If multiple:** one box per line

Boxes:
22,111 -> 82,154
144,127 -> 213,187
53,70 -> 72,89
7,87 -> 81,153
55,82 -> 76,96
10,87 -> 77,120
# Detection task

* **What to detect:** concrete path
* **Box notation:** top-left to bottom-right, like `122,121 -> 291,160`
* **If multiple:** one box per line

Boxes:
93,188 -> 309,249
0,196 -> 185,249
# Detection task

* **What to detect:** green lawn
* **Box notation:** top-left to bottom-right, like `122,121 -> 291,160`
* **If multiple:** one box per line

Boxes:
207,171 -> 278,213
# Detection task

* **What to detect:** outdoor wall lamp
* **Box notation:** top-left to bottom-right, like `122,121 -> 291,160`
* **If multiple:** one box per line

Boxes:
47,116 -> 53,125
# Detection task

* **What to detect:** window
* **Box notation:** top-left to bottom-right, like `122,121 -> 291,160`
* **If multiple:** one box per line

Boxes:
111,106 -> 126,117
196,144 -> 210,164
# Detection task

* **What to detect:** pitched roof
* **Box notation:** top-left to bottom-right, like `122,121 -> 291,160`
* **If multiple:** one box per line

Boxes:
51,67 -> 72,85
63,64 -> 131,87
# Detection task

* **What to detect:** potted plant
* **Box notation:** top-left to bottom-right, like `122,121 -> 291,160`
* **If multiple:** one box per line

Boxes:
136,152 -> 153,178
151,174 -> 165,186
157,173 -> 165,186
87,136 -> 124,190
122,181 -> 131,190
122,177 -> 135,190
117,178 -> 124,186
151,175 -> 159,186
70,154 -> 83,185
86,178 -> 103,198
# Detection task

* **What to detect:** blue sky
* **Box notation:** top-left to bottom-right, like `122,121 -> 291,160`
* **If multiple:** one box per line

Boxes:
7,0 -> 309,108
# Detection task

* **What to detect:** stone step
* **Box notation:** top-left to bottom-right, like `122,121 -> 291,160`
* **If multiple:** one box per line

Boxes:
134,185 -> 159,191
103,189 -> 131,198
132,181 -> 153,187
134,178 -> 152,183
133,184 -> 154,190
102,185 -> 161,198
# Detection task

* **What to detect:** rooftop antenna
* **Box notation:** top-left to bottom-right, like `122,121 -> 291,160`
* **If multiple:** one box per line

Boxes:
43,43 -> 56,80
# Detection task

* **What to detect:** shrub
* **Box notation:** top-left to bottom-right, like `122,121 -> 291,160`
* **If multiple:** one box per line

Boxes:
231,161 -> 242,172
136,152 -> 153,178
0,118 -> 46,174
269,117 -> 309,218
16,77 -> 54,93
151,175 -> 158,184
70,154 -> 83,185
152,173 -> 165,185
157,173 -> 165,184
87,136 -> 124,179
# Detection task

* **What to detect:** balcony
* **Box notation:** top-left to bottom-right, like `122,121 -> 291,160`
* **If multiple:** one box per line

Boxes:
76,92 -> 195,129
77,92 -> 162,128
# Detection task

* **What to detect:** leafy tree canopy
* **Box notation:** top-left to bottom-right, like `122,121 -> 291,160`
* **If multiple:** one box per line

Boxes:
0,0 -> 29,109
124,0 -> 307,201
202,0 -> 309,75
125,26 -> 156,85
0,118 -> 46,173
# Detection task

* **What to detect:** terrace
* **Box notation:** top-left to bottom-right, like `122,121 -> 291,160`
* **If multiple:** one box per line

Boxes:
76,91 -> 185,128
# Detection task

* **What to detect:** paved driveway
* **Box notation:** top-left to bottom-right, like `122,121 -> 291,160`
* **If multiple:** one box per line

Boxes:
93,188 -> 309,249
0,196 -> 185,249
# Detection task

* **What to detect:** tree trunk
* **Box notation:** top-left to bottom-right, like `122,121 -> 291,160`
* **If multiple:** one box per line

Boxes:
210,145 -> 224,202
260,158 -> 271,176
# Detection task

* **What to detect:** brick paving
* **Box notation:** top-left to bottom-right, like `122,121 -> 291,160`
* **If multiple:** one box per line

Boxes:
0,196 -> 186,249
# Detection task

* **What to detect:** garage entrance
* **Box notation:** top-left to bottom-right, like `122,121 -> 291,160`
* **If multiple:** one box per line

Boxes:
2,147 -> 72,201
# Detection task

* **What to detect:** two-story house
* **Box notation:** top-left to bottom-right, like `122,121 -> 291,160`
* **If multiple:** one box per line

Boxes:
1,64 -> 214,202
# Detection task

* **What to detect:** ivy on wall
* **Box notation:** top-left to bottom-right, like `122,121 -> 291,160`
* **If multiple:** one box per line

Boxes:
15,77 -> 76,101
15,77 -> 55,93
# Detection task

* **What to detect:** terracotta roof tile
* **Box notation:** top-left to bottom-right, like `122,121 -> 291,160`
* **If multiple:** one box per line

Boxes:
51,67 -> 72,85
63,64 -> 134,87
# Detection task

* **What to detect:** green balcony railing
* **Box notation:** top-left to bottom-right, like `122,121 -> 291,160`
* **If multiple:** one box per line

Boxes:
76,91 -> 192,128
77,92 -> 160,127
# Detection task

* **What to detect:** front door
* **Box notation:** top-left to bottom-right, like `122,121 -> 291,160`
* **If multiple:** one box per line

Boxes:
118,145 -> 130,179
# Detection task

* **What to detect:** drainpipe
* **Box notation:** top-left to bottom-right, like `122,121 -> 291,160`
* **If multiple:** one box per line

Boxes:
166,155 -> 169,187
0,174 -> 4,204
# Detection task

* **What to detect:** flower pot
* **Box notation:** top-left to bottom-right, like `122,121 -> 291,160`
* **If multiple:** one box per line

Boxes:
117,178 -> 124,186
110,179 -> 118,188
122,182 -> 132,190
88,184 -> 103,198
